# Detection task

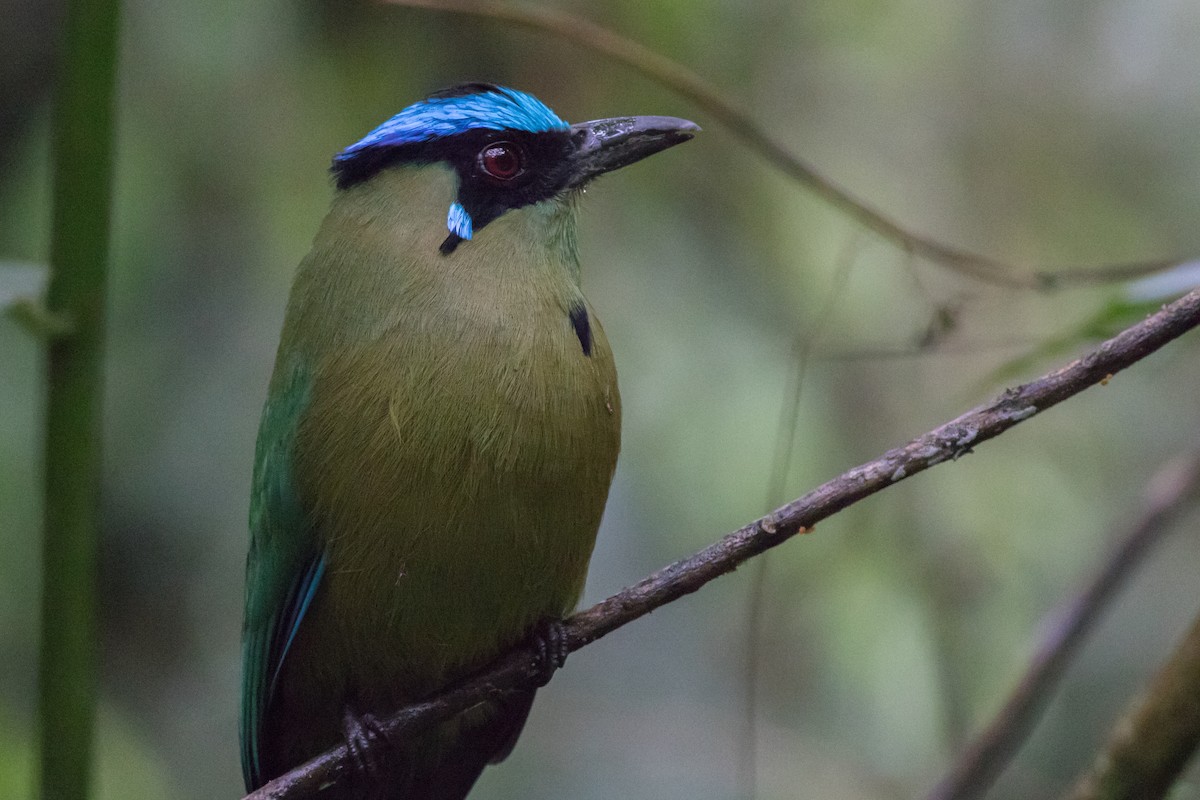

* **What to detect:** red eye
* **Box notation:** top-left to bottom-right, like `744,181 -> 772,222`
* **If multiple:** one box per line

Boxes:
480,142 -> 523,180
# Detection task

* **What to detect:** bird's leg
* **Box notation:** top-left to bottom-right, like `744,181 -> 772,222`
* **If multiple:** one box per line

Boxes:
527,618 -> 570,687
341,705 -> 393,787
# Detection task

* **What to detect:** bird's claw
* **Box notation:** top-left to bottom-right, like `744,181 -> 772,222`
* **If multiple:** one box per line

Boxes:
529,618 -> 569,688
342,707 -> 391,785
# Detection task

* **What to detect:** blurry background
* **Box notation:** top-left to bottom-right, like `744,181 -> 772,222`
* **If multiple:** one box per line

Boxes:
3,0 -> 1200,798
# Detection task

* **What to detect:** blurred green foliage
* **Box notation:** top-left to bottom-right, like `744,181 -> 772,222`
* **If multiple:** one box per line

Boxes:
4,1 -> 1200,798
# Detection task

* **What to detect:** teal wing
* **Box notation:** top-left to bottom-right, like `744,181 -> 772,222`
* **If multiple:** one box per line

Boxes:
240,362 -> 324,791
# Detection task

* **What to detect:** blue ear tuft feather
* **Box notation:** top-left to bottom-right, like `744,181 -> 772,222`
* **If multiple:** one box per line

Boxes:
446,202 -> 473,240
335,84 -> 568,163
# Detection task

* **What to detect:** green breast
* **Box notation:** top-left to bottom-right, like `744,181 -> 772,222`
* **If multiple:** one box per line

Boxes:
271,164 -> 621,730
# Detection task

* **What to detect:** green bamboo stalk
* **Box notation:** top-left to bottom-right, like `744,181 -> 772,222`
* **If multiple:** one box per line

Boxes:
38,0 -> 121,796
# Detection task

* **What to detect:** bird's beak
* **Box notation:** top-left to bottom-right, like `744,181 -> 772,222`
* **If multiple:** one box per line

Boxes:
566,116 -> 699,188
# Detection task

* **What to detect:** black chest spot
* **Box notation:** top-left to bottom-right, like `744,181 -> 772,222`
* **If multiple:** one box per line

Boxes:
568,303 -> 592,357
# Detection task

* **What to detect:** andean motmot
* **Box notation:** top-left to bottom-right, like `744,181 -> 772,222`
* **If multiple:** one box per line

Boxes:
240,84 -> 697,798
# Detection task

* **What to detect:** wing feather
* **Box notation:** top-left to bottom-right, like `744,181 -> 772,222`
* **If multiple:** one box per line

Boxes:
239,361 -> 323,791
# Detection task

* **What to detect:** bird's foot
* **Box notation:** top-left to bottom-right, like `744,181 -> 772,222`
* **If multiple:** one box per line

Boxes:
342,706 -> 392,786
528,618 -> 570,688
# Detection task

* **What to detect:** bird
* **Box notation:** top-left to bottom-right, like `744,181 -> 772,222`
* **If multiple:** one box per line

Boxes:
239,83 -> 697,799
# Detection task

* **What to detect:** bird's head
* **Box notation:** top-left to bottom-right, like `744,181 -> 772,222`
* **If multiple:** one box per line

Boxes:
331,83 -> 698,255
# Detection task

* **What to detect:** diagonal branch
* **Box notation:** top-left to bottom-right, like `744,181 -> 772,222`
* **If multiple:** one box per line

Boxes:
383,0 -> 1189,292
927,447 -> 1200,800
1061,608 -> 1200,800
245,289 -> 1200,800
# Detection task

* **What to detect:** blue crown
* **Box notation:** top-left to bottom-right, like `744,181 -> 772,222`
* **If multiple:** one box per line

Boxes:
335,84 -> 568,162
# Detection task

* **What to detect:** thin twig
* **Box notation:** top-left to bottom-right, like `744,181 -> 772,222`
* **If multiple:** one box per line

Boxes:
382,0 -> 1188,292
5,298 -> 74,339
741,232 -> 862,798
1062,608 -> 1200,800
244,289 -> 1200,800
927,448 -> 1200,800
